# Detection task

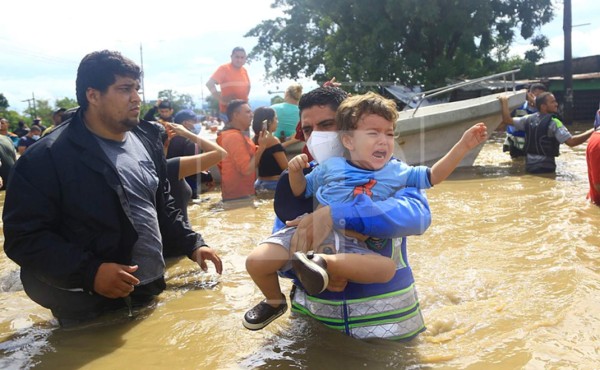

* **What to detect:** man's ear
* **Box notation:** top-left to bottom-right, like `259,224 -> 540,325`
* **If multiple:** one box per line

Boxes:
86,87 -> 99,107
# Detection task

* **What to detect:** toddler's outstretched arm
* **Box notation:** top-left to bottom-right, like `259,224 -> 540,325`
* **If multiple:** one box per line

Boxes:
288,154 -> 310,197
430,122 -> 488,185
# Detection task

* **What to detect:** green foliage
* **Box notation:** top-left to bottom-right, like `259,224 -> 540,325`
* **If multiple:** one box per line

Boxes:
0,93 -> 9,111
1,95 -> 79,130
24,99 -> 52,125
1,110 -> 25,132
204,95 -> 220,116
271,95 -> 284,104
246,0 -> 554,90
55,97 -> 78,111
142,90 -> 198,117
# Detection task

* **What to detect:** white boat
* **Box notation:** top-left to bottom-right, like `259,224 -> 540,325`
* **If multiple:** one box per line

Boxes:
393,89 -> 526,167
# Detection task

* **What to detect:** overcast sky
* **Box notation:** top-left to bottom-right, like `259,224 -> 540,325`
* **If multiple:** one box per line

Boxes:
1,0 -> 599,113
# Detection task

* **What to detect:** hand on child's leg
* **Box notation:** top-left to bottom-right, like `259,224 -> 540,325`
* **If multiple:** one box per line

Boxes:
327,275 -> 348,292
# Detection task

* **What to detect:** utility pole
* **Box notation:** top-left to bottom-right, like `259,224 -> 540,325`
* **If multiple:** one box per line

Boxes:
21,92 -> 37,120
563,0 -> 573,125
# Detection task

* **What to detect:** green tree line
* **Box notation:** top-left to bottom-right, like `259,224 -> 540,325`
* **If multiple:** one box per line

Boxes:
246,0 -> 554,91
0,90 -> 203,132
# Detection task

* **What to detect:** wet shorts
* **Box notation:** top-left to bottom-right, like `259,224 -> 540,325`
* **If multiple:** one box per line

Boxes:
262,226 -> 376,272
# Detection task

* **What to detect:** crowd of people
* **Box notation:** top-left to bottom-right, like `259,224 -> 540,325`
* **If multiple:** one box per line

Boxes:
1,47 -> 599,343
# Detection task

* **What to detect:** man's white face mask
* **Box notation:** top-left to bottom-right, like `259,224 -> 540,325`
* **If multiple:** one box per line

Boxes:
306,131 -> 344,164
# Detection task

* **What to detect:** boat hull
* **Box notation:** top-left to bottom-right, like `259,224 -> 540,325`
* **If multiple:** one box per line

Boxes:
394,90 -> 526,167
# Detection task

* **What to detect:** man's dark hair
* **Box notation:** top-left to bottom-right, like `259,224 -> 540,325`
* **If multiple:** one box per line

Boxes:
231,46 -> 246,55
535,91 -> 553,111
76,50 -> 142,111
529,83 -> 547,93
298,87 -> 349,114
226,99 -> 247,121
30,125 -> 42,133
158,100 -> 172,109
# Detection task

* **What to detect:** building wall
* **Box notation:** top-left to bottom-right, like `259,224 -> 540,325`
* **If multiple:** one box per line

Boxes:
549,78 -> 600,122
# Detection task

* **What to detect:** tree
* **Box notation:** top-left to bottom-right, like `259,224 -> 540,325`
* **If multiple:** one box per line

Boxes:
271,95 -> 284,105
142,90 -> 197,117
54,97 -> 79,111
204,95 -> 220,117
246,0 -> 554,90
157,90 -> 196,112
24,99 -> 52,125
0,93 -> 9,111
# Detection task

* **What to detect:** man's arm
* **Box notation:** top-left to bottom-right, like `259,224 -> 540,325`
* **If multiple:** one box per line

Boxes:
565,128 -> 594,147
3,155 -> 103,292
206,78 -> 222,103
282,185 -> 432,252
166,123 -> 228,177
498,96 -> 516,131
328,187 -> 431,238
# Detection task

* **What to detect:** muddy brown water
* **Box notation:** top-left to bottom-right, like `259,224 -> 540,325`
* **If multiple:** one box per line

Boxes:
1,129 -> 599,369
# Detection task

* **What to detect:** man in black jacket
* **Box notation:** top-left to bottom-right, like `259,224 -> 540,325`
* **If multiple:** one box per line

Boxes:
2,50 -> 222,326
143,99 -> 174,123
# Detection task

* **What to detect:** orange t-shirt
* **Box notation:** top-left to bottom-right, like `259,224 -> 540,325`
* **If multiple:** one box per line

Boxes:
216,129 -> 256,200
210,63 -> 250,113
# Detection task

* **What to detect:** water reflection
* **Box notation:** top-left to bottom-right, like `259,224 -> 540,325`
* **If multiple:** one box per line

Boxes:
1,132 -> 599,369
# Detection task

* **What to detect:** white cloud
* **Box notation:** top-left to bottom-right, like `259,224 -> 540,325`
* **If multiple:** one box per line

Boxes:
0,0 -> 288,112
512,0 -> 600,63
3,0 -> 599,113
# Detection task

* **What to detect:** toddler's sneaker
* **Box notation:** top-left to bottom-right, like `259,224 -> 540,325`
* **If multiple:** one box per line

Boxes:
243,295 -> 287,330
292,251 -> 329,295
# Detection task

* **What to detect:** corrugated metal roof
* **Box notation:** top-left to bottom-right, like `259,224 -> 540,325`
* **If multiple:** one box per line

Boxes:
546,72 -> 600,80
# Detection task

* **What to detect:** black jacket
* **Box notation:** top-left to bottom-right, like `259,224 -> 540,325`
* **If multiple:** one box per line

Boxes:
2,109 -> 205,294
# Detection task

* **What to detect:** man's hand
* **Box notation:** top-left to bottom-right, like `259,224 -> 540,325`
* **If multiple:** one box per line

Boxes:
526,91 -> 535,106
287,206 -> 333,254
322,77 -> 341,88
94,263 -> 140,299
192,246 -> 223,274
327,275 -> 348,292
497,95 -> 512,129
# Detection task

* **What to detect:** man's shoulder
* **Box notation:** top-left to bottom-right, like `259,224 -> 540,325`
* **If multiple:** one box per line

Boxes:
516,112 -> 539,125
20,121 -> 74,154
216,62 -> 233,73
0,135 -> 14,148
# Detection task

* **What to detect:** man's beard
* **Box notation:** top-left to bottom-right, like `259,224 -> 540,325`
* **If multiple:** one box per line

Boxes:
121,117 -> 140,130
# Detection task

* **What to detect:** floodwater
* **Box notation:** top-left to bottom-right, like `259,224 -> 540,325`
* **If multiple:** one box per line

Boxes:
1,127 -> 599,369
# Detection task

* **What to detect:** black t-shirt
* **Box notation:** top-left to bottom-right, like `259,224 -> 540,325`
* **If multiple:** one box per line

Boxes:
258,143 -> 286,177
166,157 -> 192,225
166,136 -> 196,159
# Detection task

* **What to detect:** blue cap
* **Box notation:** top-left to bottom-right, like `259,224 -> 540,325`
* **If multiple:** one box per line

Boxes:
174,109 -> 198,124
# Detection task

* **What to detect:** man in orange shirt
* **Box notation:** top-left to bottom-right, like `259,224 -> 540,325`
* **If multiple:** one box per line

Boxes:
217,100 -> 277,202
206,47 -> 251,123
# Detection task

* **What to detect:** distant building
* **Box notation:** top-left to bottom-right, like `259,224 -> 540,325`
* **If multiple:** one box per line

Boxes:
384,55 -> 600,122
536,56 -> 600,121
